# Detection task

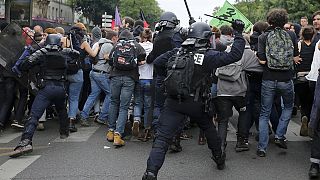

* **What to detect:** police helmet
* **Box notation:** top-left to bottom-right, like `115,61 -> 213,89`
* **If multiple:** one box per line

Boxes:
45,34 -> 62,46
188,22 -> 212,40
159,12 -> 180,28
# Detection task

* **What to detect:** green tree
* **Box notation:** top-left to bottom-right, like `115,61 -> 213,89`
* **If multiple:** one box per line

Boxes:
234,0 -> 320,24
70,0 -> 116,26
119,0 -> 163,28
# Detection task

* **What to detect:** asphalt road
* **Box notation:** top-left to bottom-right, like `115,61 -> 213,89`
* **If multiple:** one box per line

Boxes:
0,113 -> 315,180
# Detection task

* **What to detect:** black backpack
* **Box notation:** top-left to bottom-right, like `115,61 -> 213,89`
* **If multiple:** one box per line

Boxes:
164,49 -> 196,99
112,40 -> 137,71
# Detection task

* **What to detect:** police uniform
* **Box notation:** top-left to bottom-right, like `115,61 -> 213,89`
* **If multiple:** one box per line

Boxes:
9,34 -> 79,158
142,21 -> 245,179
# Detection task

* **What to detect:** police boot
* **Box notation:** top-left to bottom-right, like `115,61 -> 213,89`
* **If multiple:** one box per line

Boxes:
142,171 -> 157,180
212,151 -> 226,170
69,118 -> 77,133
235,136 -> 249,152
309,163 -> 319,178
169,134 -> 182,153
9,139 -> 33,158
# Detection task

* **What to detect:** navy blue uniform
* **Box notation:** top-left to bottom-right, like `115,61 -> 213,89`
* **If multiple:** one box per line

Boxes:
19,47 -> 78,141
146,32 -> 245,175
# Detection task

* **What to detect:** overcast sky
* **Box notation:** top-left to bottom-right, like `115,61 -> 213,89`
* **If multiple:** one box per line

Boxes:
157,0 -> 236,27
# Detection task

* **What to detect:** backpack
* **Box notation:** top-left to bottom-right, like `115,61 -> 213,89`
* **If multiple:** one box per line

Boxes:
112,40 -> 137,71
266,27 -> 294,70
216,61 -> 242,81
164,49 -> 196,99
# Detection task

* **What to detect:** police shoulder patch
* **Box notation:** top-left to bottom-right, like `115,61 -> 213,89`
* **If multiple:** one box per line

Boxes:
194,53 -> 204,65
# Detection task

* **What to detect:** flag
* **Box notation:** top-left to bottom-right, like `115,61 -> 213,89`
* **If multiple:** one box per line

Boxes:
209,0 -> 253,32
139,9 -> 149,28
114,6 -> 122,27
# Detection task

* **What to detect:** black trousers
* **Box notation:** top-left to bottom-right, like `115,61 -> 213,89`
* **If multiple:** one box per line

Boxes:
0,77 -> 16,126
146,97 -> 221,175
295,81 -> 313,120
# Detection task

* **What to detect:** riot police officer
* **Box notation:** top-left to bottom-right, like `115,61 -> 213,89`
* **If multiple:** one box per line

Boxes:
146,11 -> 184,152
142,21 -> 245,179
9,34 -> 80,158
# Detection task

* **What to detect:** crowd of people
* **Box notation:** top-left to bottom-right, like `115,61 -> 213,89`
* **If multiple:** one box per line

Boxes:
0,7 -> 319,180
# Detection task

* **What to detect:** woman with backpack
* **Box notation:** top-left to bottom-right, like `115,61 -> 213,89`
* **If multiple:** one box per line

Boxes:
62,23 -> 100,132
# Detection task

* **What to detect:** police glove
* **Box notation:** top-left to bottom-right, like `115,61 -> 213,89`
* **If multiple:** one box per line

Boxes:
189,17 -> 196,25
12,65 -> 22,77
232,19 -> 245,33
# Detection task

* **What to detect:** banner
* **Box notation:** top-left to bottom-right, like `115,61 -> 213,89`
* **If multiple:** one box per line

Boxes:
209,0 -> 253,32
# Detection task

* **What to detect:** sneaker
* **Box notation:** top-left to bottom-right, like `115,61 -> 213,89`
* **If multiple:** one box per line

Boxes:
11,120 -> 24,130
132,121 -> 140,137
96,119 -> 107,125
106,130 -> 114,142
274,138 -> 287,149
9,139 -> 33,158
80,117 -> 90,127
69,118 -> 77,133
256,149 -> 266,157
180,131 -> 192,140
300,116 -> 309,136
142,171 -> 157,180
235,137 -> 249,152
113,133 -> 125,147
309,163 -> 319,178
60,133 -> 69,139
212,152 -> 226,170
36,123 -> 45,131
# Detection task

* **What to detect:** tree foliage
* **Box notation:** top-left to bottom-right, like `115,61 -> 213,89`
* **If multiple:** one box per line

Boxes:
119,0 -> 163,28
233,0 -> 320,24
69,0 -> 116,26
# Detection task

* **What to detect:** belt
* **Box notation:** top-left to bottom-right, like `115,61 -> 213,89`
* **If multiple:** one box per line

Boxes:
92,69 -> 107,74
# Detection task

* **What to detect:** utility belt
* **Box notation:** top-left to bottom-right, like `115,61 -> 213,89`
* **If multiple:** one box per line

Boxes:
294,71 -> 309,84
92,69 -> 108,74
37,75 -> 66,89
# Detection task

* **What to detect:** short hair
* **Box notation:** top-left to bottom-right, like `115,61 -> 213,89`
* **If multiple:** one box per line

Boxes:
44,28 -> 57,34
105,30 -> 118,40
55,27 -> 65,35
140,28 -> 152,42
267,8 -> 288,28
252,21 -> 269,34
211,26 -> 221,39
33,25 -> 43,33
301,25 -> 316,41
312,11 -> 320,19
301,16 -> 308,20
123,17 -> 134,28
220,25 -> 233,36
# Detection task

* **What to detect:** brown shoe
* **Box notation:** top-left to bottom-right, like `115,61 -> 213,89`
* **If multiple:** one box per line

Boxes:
300,116 -> 308,136
106,130 -> 114,142
132,121 -> 140,137
113,133 -> 125,147
9,139 -> 33,158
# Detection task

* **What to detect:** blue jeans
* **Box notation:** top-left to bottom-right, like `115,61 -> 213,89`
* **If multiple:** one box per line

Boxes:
67,70 -> 83,118
80,71 -> 111,122
258,80 -> 294,152
108,76 -> 135,136
134,79 -> 152,128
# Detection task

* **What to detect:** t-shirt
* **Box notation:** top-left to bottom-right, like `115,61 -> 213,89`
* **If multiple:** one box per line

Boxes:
92,38 -> 114,73
296,41 -> 316,72
138,41 -> 153,80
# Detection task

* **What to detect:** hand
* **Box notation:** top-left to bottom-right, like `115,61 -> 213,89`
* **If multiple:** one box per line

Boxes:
11,65 -> 21,76
232,19 -> 245,33
294,56 -> 302,64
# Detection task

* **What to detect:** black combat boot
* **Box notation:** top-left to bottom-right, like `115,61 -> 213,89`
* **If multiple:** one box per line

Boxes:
142,171 -> 157,180
69,118 -> 77,133
212,152 -> 226,170
235,136 -> 249,152
309,163 -> 319,178
169,134 -> 182,153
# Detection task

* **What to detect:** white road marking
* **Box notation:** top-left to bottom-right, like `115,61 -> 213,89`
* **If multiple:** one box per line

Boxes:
0,133 -> 21,144
53,125 -> 100,142
0,155 -> 41,180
